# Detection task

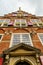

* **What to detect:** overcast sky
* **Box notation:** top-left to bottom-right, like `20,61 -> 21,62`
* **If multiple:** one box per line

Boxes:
0,0 -> 43,16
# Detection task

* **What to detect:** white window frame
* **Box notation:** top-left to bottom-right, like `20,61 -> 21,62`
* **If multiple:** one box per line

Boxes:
0,34 -> 4,42
0,19 -> 10,27
37,33 -> 43,45
14,19 -> 27,27
0,19 -> 4,26
9,33 -> 33,47
30,19 -> 40,26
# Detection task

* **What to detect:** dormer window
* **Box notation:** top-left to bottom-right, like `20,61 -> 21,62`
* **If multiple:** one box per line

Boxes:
30,19 -> 43,27
4,19 -> 10,27
0,19 -> 10,27
30,19 -> 39,26
14,19 -> 27,27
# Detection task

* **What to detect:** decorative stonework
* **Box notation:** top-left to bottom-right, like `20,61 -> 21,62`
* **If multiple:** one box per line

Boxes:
3,43 -> 41,65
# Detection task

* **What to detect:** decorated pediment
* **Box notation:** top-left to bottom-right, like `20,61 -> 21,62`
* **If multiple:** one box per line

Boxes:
3,43 -> 41,56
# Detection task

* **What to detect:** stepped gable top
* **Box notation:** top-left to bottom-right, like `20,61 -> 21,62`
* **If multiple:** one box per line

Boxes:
0,7 -> 41,19
4,7 -> 36,17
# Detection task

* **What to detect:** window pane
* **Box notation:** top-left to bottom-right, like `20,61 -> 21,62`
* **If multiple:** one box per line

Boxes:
15,19 -> 27,27
12,34 -> 20,45
22,34 -> 31,45
15,19 -> 20,26
38,33 -> 43,44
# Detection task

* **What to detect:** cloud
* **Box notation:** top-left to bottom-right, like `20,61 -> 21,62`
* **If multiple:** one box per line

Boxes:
35,0 -> 43,16
0,0 -> 43,16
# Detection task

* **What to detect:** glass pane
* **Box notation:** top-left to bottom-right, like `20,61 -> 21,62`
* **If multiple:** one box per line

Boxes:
12,34 -> 20,45
11,33 -> 32,46
39,34 -> 43,43
22,34 -> 31,45
15,19 -> 20,26
15,19 -> 27,27
21,19 -> 26,27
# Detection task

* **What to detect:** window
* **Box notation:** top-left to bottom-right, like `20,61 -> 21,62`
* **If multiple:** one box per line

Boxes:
38,33 -> 43,45
38,20 -> 43,27
30,19 -> 39,22
10,33 -> 33,47
3,19 -> 10,27
0,34 -> 3,42
0,19 -> 10,27
14,19 -> 27,27
30,19 -> 43,27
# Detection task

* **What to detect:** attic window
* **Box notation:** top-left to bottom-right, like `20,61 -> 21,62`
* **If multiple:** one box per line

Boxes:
38,33 -> 43,45
30,19 -> 43,27
0,19 -> 10,27
10,33 -> 32,47
3,19 -> 10,26
14,19 -> 27,27
30,19 -> 39,22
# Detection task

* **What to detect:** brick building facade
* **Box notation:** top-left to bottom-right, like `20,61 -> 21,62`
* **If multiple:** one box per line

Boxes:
0,8 -> 43,65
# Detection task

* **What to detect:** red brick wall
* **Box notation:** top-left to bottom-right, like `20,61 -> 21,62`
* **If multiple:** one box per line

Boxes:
0,27 -> 43,54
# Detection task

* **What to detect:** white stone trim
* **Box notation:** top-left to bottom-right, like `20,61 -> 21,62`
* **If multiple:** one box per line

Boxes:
20,34 -> 22,43
0,34 -> 4,42
1,20 -> 5,26
29,33 -> 33,46
9,33 -> 14,47
37,33 -> 43,45
9,33 -> 33,47
1,41 -> 10,42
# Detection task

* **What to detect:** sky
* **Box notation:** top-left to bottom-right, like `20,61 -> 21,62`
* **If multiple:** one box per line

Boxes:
0,0 -> 43,16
